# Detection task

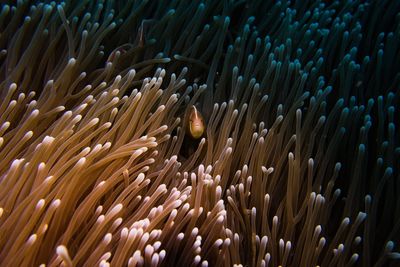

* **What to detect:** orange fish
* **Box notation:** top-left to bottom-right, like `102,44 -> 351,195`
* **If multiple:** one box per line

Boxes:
188,105 -> 205,139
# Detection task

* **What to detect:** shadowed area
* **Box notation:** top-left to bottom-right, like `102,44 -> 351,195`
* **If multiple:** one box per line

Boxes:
0,0 -> 399,266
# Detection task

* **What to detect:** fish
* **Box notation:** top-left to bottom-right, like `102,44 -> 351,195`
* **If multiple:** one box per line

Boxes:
106,44 -> 132,63
188,105 -> 205,139
135,19 -> 155,46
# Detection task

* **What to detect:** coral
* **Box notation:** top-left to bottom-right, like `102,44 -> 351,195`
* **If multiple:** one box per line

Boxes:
0,0 -> 399,266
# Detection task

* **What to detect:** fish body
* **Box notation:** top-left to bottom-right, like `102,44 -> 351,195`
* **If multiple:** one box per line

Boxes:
188,105 -> 205,139
107,44 -> 132,63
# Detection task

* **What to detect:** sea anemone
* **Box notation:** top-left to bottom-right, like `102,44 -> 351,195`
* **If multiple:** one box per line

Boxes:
0,0 -> 399,266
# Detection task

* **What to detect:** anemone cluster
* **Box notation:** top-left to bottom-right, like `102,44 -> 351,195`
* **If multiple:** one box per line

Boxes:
0,0 -> 399,266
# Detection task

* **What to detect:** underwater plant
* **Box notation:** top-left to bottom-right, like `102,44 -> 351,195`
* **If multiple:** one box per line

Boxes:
0,0 -> 399,266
